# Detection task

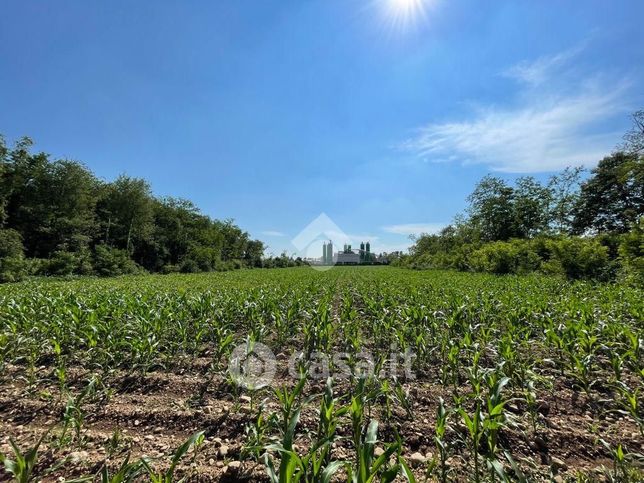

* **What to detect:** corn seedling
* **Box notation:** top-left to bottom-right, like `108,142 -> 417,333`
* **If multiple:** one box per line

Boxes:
141,430 -> 205,483
0,432 -> 47,483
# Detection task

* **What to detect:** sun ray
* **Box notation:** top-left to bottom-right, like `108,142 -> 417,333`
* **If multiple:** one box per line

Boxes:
381,0 -> 431,34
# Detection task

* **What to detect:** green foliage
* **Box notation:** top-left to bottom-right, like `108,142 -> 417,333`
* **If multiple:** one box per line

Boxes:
0,135 -> 270,281
141,430 -> 205,482
405,114 -> 643,281
573,152 -> 643,234
41,249 -> 93,276
542,237 -> 612,280
0,228 -> 27,282
618,220 -> 644,286
469,239 -> 540,274
0,432 -> 47,483
93,245 -> 142,276
0,268 -> 642,480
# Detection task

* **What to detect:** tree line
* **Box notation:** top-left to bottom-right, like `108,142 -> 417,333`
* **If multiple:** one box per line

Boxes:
0,136 -> 303,282
398,111 -> 644,284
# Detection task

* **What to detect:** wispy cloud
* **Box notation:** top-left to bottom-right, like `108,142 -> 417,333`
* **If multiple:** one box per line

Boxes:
261,230 -> 286,237
502,45 -> 583,86
382,222 -> 447,236
402,46 -> 630,172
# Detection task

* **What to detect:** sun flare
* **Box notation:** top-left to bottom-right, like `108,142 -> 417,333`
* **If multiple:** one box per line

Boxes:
383,0 -> 430,32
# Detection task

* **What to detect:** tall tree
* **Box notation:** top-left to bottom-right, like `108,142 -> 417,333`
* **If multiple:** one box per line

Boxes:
40,160 -> 99,254
513,176 -> 550,238
572,152 -> 643,234
97,176 -> 154,255
547,166 -> 583,234
467,176 -> 517,241
622,110 -> 644,155
0,135 -> 8,226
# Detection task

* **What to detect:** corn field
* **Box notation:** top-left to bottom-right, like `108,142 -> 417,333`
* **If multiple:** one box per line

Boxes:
0,267 -> 643,481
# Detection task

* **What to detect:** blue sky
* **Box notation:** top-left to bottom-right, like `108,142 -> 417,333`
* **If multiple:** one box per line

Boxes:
1,1 -> 643,256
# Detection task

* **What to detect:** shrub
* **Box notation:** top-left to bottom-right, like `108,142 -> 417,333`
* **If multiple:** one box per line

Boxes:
470,241 -> 518,274
618,221 -> 644,286
93,245 -> 142,276
468,240 -> 540,275
41,250 -> 93,276
179,257 -> 200,273
161,263 -> 179,274
543,237 -> 612,281
0,229 -> 27,282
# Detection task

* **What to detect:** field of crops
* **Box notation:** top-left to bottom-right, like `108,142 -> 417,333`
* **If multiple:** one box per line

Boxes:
1,267 -> 643,482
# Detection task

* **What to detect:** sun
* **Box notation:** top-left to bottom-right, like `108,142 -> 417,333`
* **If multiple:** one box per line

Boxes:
390,0 -> 423,12
382,0 -> 430,32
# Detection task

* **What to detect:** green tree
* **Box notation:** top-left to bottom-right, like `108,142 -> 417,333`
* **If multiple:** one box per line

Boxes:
0,135 -> 9,225
547,166 -> 583,234
572,152 -> 643,234
513,176 -> 550,238
467,176 -> 517,241
622,110 -> 644,155
244,239 -> 265,267
0,228 -> 27,282
39,160 -> 99,254
97,176 -> 154,255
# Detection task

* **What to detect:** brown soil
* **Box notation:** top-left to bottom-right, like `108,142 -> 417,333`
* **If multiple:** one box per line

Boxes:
1,359 -> 642,482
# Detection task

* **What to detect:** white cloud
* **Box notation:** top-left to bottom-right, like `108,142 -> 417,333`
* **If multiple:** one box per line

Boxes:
402,47 -> 631,173
382,222 -> 447,235
502,46 -> 582,86
261,230 -> 286,237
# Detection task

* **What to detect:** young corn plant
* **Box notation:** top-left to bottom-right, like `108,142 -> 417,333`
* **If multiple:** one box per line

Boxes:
57,378 -> 99,449
614,383 -> 643,436
433,397 -> 450,483
481,372 -> 511,482
346,377 -> 413,483
242,401 -> 279,461
97,455 -> 145,483
392,378 -> 413,419
316,378 -> 348,462
482,372 -> 510,458
264,378 -> 347,483
0,432 -> 47,483
274,370 -> 309,439
346,419 -> 403,483
599,439 -> 644,483
524,379 -> 539,435
460,401 -> 483,483
197,325 -> 234,401
568,352 -> 596,396
141,430 -> 205,483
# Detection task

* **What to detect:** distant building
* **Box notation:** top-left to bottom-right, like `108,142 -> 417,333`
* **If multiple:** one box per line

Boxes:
336,251 -> 360,264
319,239 -> 386,265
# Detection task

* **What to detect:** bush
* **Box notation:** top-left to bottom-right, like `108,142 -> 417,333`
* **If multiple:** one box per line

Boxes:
469,240 -> 540,275
41,250 -> 93,276
543,237 -> 612,281
93,245 -> 142,276
161,263 -> 179,274
0,229 -> 27,282
179,257 -> 200,273
470,242 -> 516,274
618,221 -> 644,286
0,255 -> 27,282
